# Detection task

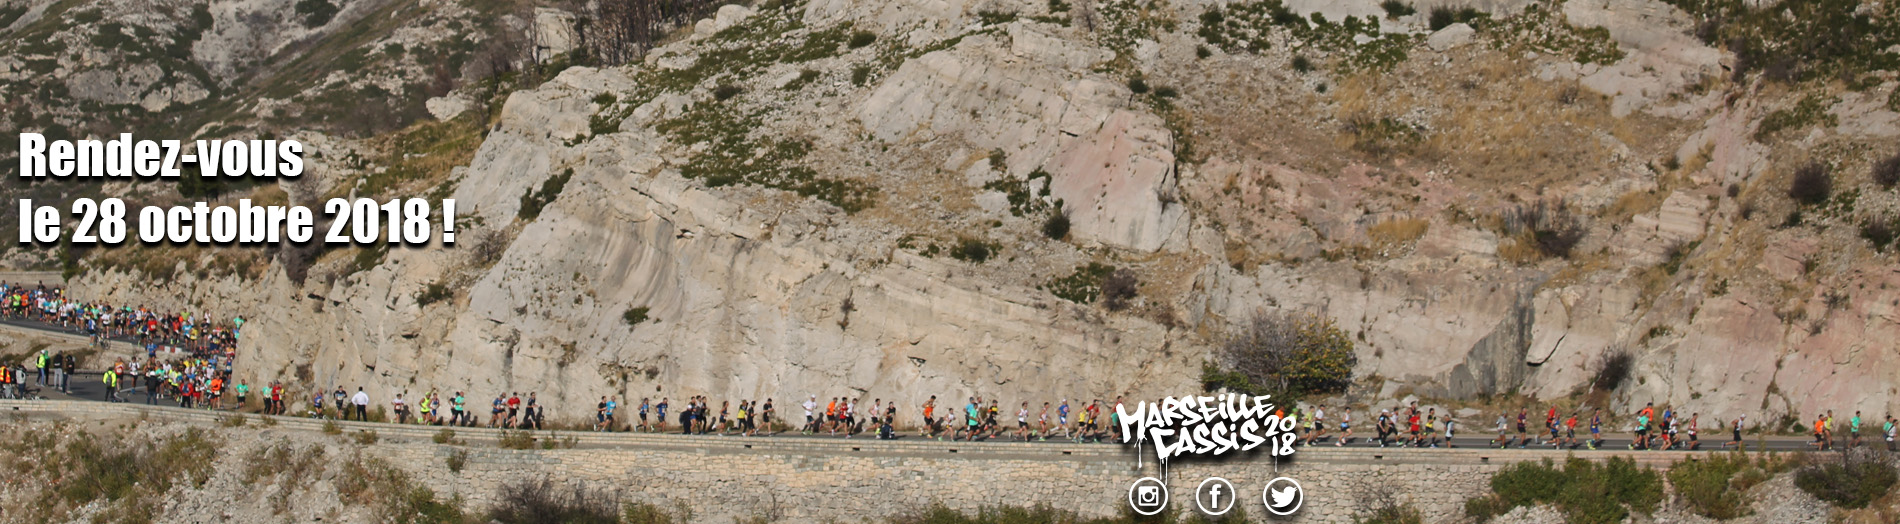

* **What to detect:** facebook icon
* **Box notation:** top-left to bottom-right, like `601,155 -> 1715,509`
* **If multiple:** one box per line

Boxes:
1195,477 -> 1236,516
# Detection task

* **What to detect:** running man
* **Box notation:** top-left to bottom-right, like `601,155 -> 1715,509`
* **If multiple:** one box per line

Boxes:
1811,414 -> 1829,450
1723,415 -> 1745,449
1016,402 -> 1031,441
1589,409 -> 1602,450
1849,411 -> 1863,449
1336,407 -> 1353,447
1037,402 -> 1051,441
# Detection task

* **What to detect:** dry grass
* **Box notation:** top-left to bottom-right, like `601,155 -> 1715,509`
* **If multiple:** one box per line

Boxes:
322,114 -> 486,202
1497,232 -> 1545,266
1366,217 -> 1429,253
1329,53 -> 1682,192
1603,189 -> 1667,224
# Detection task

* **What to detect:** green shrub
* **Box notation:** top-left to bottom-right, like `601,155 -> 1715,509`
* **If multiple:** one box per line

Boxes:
623,501 -> 692,524
852,66 -> 872,86
416,281 -> 453,306
949,236 -> 997,263
1469,457 -> 1663,524
1101,269 -> 1138,311
323,421 -> 341,435
1291,55 -> 1312,73
1669,451 -> 1753,519
848,30 -> 877,48
354,430 -> 380,445
293,0 -> 337,27
1043,263 -> 1115,304
1127,77 -> 1150,94
490,478 -> 621,524
1862,215 -> 1898,252
1873,151 -> 1900,189
519,168 -> 575,221
1793,450 -> 1898,509
1427,6 -> 1485,31
434,429 -> 457,444
499,430 -> 536,449
1788,162 -> 1832,206
1042,212 -> 1070,240
1379,0 -> 1415,19
221,414 -> 248,427
623,307 -> 650,326
713,84 -> 743,101
446,448 -> 468,472
1356,501 -> 1423,524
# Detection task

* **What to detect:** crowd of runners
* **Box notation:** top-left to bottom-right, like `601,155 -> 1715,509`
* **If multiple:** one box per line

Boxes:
3,281 -> 1897,452
0,281 -> 243,407
1,281 -> 243,358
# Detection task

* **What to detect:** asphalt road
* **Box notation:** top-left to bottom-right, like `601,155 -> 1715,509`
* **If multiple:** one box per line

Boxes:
1,317 -> 1843,454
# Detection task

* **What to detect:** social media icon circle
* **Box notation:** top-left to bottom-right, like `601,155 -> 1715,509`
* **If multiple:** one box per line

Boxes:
1127,477 -> 1168,516
1195,477 -> 1237,515
1262,477 -> 1304,516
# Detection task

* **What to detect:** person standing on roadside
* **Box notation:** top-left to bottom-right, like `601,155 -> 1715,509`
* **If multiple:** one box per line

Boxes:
352,387 -> 369,421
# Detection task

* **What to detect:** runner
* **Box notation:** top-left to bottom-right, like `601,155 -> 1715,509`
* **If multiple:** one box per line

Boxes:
1441,412 -> 1455,448
1057,399 -> 1071,439
1589,409 -> 1603,450
1812,414 -> 1829,450
1849,411 -> 1863,449
1336,407 -> 1353,447
1016,402 -> 1031,441
1037,402 -> 1051,441
921,396 -> 939,439
1562,412 -> 1578,449
604,396 -> 619,431
1723,415 -> 1745,449
1686,412 -> 1700,450
1514,409 -> 1529,449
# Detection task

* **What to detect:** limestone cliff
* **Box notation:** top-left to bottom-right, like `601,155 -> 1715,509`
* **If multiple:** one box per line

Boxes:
23,0 -> 1900,427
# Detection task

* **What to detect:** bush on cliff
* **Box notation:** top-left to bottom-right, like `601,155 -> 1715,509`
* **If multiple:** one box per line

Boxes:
1205,310 -> 1356,397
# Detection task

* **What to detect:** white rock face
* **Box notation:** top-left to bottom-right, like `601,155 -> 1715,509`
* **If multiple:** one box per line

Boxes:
1426,23 -> 1475,51
1045,111 -> 1188,252
426,95 -> 471,121
860,27 -> 1179,250
1565,0 -> 1723,117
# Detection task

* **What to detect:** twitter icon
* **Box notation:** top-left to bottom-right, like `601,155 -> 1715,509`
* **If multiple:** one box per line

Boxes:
1262,477 -> 1304,516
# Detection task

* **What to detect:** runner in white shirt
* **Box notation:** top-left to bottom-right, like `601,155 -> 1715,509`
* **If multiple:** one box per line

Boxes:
1017,402 -> 1031,441
802,396 -> 818,435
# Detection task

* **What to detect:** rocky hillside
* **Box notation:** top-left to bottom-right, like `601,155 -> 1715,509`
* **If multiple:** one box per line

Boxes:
14,0 -> 1900,425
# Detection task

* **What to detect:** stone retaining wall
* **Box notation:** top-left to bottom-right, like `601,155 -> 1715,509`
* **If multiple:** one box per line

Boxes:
2,400 -> 1723,523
